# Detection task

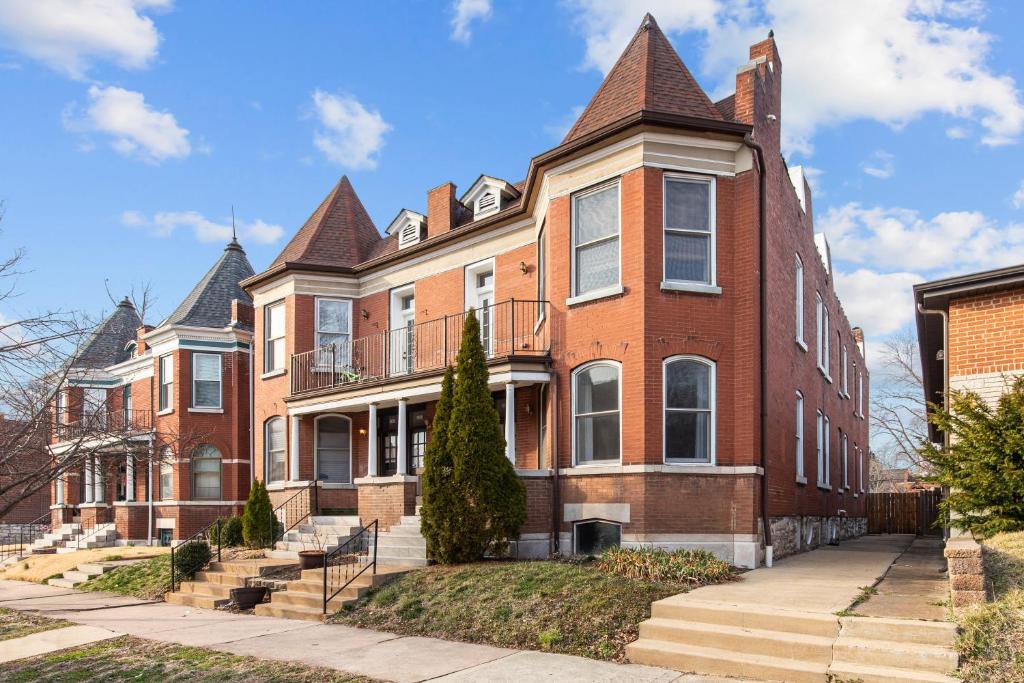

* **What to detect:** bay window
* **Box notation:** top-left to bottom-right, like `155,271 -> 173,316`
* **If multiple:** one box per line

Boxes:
264,301 -> 285,373
316,298 -> 351,367
158,354 -> 173,411
663,356 -> 715,463
572,361 -> 620,464
191,352 -> 222,409
571,181 -> 620,298
191,444 -> 222,500
664,174 -> 714,286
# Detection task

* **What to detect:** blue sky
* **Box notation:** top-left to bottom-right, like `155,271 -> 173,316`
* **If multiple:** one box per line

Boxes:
2,1 -> 1024,355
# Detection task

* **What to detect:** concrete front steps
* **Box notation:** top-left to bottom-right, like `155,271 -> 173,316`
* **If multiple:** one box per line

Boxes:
829,616 -> 959,682
29,523 -> 80,552
371,515 -> 428,567
255,565 -> 411,622
269,516 -> 361,558
165,558 -> 296,610
47,560 -> 123,588
54,523 -> 117,553
627,599 -> 959,683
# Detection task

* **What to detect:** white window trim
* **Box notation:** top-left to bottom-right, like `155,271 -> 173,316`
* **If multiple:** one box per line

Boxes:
662,172 -> 717,290
662,355 -> 716,465
821,415 -> 831,489
158,354 -> 174,412
536,226 -> 546,327
841,345 -> 849,398
858,372 -> 865,418
265,417 -> 286,484
572,519 -> 622,556
571,360 -> 622,467
313,413 -> 353,485
816,410 -> 825,487
795,390 -> 805,483
569,179 -> 621,300
191,352 -> 222,410
795,255 -> 806,351
315,297 -> 353,352
190,445 -> 223,501
842,432 -> 849,489
264,300 -> 286,373
816,293 -> 832,382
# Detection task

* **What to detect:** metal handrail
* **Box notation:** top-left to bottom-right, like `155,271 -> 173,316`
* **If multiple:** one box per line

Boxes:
169,518 -> 222,591
0,512 -> 51,562
269,480 -> 319,548
56,408 -> 154,443
322,519 -> 378,614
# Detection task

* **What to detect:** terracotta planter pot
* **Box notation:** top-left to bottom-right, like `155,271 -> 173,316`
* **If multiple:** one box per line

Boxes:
230,586 -> 268,609
298,550 -> 325,570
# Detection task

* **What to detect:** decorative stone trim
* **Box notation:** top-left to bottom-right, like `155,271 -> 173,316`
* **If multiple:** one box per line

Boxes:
354,475 -> 417,485
558,464 -> 763,476
945,536 -> 988,608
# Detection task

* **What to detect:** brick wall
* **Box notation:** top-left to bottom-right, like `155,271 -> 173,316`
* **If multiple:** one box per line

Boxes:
358,480 -> 416,531
949,288 -> 1024,377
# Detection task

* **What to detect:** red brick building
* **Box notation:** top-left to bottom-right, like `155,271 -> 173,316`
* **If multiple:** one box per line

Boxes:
242,16 -> 868,567
48,238 -> 255,544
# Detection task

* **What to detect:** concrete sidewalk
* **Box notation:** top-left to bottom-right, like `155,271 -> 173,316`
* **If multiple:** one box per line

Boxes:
0,579 -> 738,682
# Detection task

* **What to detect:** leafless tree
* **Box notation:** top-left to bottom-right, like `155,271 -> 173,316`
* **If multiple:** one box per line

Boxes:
104,278 -> 158,326
869,326 -> 929,471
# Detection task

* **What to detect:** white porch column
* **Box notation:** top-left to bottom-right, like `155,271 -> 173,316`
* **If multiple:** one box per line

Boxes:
289,415 -> 301,481
84,458 -> 94,503
55,474 -> 65,506
367,403 -> 378,477
94,458 -> 104,503
505,383 -> 516,464
397,399 -> 408,475
126,451 -> 135,502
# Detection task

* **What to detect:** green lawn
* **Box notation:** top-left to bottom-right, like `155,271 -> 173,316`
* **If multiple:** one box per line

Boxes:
0,608 -> 72,642
79,556 -> 171,600
956,531 -> 1024,683
0,635 -> 376,682
333,559 -> 694,661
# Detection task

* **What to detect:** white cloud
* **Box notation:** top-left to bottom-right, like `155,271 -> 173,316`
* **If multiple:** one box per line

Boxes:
451,0 -> 491,43
566,0 -> 1024,155
861,150 -> 894,179
0,0 -> 171,79
310,90 -> 391,170
946,125 -> 970,139
122,210 -> 284,245
1012,180 -> 1024,209
65,85 -> 190,163
833,269 -> 922,336
544,104 -> 586,140
818,202 -> 1024,273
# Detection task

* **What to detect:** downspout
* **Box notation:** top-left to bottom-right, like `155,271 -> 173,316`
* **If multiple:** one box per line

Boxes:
550,377 -> 560,555
148,371 -> 155,546
249,342 -> 255,487
917,301 -> 950,538
743,132 -> 773,566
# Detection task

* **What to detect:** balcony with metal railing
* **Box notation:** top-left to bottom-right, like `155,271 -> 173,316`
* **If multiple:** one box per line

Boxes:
54,407 -> 154,445
290,299 -> 550,397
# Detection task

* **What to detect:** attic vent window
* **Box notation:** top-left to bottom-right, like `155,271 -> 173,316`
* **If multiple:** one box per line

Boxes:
476,192 -> 498,218
398,222 -> 422,249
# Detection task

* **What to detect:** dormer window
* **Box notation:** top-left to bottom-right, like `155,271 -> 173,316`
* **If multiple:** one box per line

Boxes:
124,341 -> 138,358
398,222 -> 422,248
462,175 -> 520,221
386,209 -> 427,250
476,191 -> 498,218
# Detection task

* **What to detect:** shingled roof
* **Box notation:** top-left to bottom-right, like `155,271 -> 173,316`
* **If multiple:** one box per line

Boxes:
563,13 -> 722,143
269,175 -> 382,270
72,298 -> 142,370
161,238 -> 255,330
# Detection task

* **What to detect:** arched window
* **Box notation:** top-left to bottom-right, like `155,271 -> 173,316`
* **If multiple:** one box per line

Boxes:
572,361 -> 620,464
191,444 -> 222,500
663,356 -> 715,463
316,415 -> 351,484
265,417 -> 286,483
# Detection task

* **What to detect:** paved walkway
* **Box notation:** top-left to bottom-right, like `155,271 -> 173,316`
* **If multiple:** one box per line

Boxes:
858,536 -> 950,620
0,580 -> 740,682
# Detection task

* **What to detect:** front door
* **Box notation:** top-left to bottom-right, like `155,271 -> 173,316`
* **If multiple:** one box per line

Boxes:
378,409 -> 399,476
389,289 -> 416,376
465,266 -> 494,357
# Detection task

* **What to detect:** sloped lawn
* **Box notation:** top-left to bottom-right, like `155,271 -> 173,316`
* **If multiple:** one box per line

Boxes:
333,555 -> 733,662
79,556 -> 171,600
0,608 -> 72,642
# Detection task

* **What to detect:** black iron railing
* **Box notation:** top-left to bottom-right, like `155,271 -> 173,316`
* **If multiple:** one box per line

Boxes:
57,408 -> 154,442
322,519 -> 377,614
0,512 -> 51,562
269,480 -> 319,548
170,518 -> 222,592
291,299 -> 550,395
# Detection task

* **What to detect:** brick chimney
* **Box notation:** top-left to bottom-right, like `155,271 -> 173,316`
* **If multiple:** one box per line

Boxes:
427,182 -> 458,238
231,300 -> 254,329
136,325 -> 154,354
734,32 -> 781,133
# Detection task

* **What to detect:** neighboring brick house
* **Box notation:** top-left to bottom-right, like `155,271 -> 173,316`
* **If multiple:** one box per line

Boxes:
242,15 -> 868,567
48,238 -> 255,544
0,414 -> 50,527
916,263 -> 1024,444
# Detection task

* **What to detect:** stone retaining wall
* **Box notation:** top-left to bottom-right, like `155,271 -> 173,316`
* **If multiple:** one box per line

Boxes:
944,536 -> 988,607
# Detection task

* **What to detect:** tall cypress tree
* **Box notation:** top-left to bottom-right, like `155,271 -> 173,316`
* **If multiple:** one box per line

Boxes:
446,309 -> 527,562
420,365 -> 461,562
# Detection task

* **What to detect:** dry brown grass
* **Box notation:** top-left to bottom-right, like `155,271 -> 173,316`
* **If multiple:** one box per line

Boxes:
0,608 -> 71,642
0,547 -> 168,583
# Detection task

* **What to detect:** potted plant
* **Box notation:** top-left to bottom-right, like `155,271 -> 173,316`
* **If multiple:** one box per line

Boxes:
229,584 -> 268,609
297,520 -> 326,570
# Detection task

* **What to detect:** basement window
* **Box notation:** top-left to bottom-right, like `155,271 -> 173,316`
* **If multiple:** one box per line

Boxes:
573,520 -> 621,556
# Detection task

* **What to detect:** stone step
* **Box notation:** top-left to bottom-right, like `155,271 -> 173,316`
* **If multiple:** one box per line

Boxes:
59,570 -> 96,584
828,662 -> 960,683
76,563 -> 113,576
375,533 -> 426,547
376,555 -> 429,567
399,516 -> 421,526
638,618 -> 834,664
46,577 -> 82,589
281,578 -> 366,599
269,588 -> 360,611
194,571 -> 247,586
626,639 -> 827,682
254,602 -> 326,622
207,560 -> 296,576
179,581 -> 235,598
371,544 -> 426,559
164,591 -> 229,610
650,599 -> 840,638
833,636 -> 959,675
311,516 -> 360,526
267,549 -> 299,560
839,616 -> 958,647
299,565 -> 409,588
380,526 -> 424,538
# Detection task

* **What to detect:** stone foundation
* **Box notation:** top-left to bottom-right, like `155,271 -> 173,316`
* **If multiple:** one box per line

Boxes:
945,536 -> 988,608
769,515 -> 867,560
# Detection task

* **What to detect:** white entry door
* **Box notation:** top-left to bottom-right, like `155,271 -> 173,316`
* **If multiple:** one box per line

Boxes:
465,260 -> 494,357
389,287 -> 415,375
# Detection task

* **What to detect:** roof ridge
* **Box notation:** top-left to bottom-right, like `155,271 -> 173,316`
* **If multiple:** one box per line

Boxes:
161,239 -> 255,330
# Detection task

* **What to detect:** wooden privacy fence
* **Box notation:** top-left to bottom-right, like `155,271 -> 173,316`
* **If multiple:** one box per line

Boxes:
867,490 -> 943,536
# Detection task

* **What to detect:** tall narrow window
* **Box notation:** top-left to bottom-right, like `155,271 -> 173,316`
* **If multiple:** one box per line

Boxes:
842,345 -> 849,396
159,447 -> 174,500
572,181 -> 620,296
191,353 -> 222,409
573,362 -> 620,464
264,302 -> 285,372
85,387 -> 107,428
795,255 -> 804,346
122,384 -> 132,428
858,445 -> 865,492
265,417 -> 286,483
191,445 -> 222,500
55,389 -> 65,437
824,415 -> 831,486
816,294 -> 830,377
841,431 -> 848,489
538,384 -> 548,469
158,354 -> 173,411
316,415 -> 351,484
664,175 -> 714,285
316,298 -> 351,367
537,226 -> 546,311
663,356 -> 715,463
795,391 -> 805,480
858,372 -> 864,417
816,411 -> 825,486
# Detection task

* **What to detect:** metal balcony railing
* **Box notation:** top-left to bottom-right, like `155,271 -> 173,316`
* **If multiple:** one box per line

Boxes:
291,298 -> 549,396
55,408 -> 154,443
